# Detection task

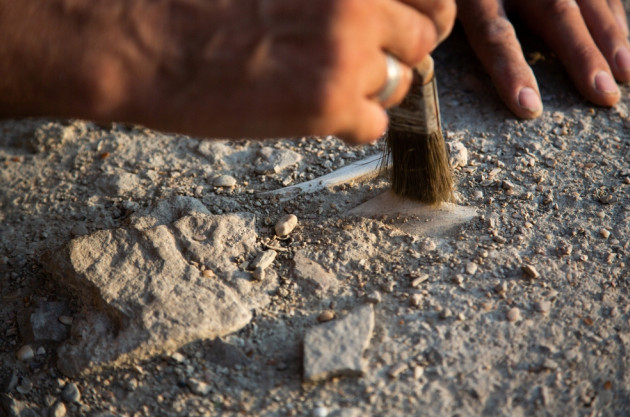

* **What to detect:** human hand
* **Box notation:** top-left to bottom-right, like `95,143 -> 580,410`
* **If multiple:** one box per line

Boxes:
141,0 -> 457,144
0,0 -> 456,145
457,0 -> 629,118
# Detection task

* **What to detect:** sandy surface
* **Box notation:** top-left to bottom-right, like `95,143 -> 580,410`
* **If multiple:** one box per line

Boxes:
1,21 -> 630,417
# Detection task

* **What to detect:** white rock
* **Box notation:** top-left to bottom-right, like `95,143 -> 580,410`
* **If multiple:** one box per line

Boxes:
506,307 -> 521,322
213,175 -> 237,188
466,262 -> 478,275
251,250 -> 277,271
521,264 -> 540,279
303,305 -> 374,382
448,142 -> 468,168
600,228 -> 611,238
16,345 -> 34,361
275,214 -> 298,236
187,378 -> 212,396
50,402 -> 67,417
312,407 -> 329,417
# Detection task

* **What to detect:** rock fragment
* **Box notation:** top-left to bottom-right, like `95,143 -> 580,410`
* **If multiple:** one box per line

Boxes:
187,378 -> 211,396
599,228 -> 611,239
447,142 -> 468,168
16,345 -> 34,361
42,197 -> 276,377
317,310 -> 335,322
534,300 -> 551,313
275,214 -> 298,236
388,363 -> 408,379
521,264 -> 540,279
506,307 -> 521,322
251,250 -> 277,271
50,402 -> 67,417
303,305 -> 374,382
466,262 -> 478,275
213,175 -> 237,188
292,251 -> 338,296
61,383 -> 81,403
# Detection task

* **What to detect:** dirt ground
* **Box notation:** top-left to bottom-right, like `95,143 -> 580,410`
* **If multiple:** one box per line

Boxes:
1,18 -> 630,417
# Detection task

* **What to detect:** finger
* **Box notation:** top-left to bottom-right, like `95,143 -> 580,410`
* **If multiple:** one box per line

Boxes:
458,0 -> 543,118
515,0 -> 620,107
336,101 -> 390,145
376,0 -> 438,65
577,0 -> 630,82
608,0 -> 629,37
398,0 -> 457,45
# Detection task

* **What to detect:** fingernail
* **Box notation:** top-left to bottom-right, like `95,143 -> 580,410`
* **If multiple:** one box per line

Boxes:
615,14 -> 629,36
594,71 -> 619,94
517,87 -> 542,112
615,47 -> 630,72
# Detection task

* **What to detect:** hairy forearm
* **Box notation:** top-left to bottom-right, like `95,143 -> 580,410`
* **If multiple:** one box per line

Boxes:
0,0 -> 274,134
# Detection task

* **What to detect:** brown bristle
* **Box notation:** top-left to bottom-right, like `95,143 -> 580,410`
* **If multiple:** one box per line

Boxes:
384,128 -> 454,205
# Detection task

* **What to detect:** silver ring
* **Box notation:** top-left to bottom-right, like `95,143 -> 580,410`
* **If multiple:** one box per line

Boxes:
375,54 -> 403,104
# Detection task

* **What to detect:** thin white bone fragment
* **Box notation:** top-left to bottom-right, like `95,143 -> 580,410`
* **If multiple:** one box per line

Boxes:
258,152 -> 387,200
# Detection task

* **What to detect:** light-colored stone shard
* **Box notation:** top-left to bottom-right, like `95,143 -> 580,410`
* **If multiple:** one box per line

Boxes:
292,251 -> 338,296
448,141 -> 468,169
43,197 -> 277,377
251,250 -> 277,270
347,191 -> 477,237
303,304 -> 374,382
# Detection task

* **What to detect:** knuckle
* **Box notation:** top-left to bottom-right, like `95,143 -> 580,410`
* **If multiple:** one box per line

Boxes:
543,0 -> 579,17
475,17 -> 517,50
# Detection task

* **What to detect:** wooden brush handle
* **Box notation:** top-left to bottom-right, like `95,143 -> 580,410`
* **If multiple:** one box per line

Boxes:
387,54 -> 440,134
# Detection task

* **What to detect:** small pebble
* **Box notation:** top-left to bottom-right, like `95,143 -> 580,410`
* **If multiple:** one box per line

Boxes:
252,267 -> 265,281
37,346 -> 46,356
16,345 -> 34,361
312,407 -> 328,417
317,310 -> 335,322
409,294 -> 423,307
600,228 -> 610,239
388,363 -> 408,379
365,291 -> 382,304
506,307 -> 521,322
534,300 -> 551,313
410,274 -> 429,287
473,190 -> 483,200
50,402 -> 67,417
413,366 -> 425,380
187,378 -> 211,396
61,382 -> 81,403
502,180 -> 515,190
596,211 -> 606,219
170,352 -> 186,363
251,250 -> 277,270
58,315 -> 73,326
275,214 -> 298,236
213,175 -> 237,187
466,262 -> 478,275
202,269 -> 215,278
521,264 -> 540,279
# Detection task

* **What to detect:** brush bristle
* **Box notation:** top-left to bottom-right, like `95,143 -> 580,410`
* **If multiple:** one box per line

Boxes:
384,128 -> 454,205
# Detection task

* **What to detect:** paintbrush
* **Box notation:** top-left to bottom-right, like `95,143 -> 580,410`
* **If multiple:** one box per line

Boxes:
385,55 -> 454,205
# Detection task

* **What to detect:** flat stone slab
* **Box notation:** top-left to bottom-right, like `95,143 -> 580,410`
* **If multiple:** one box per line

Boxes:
303,304 -> 374,383
347,190 -> 477,237
43,197 -> 276,377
